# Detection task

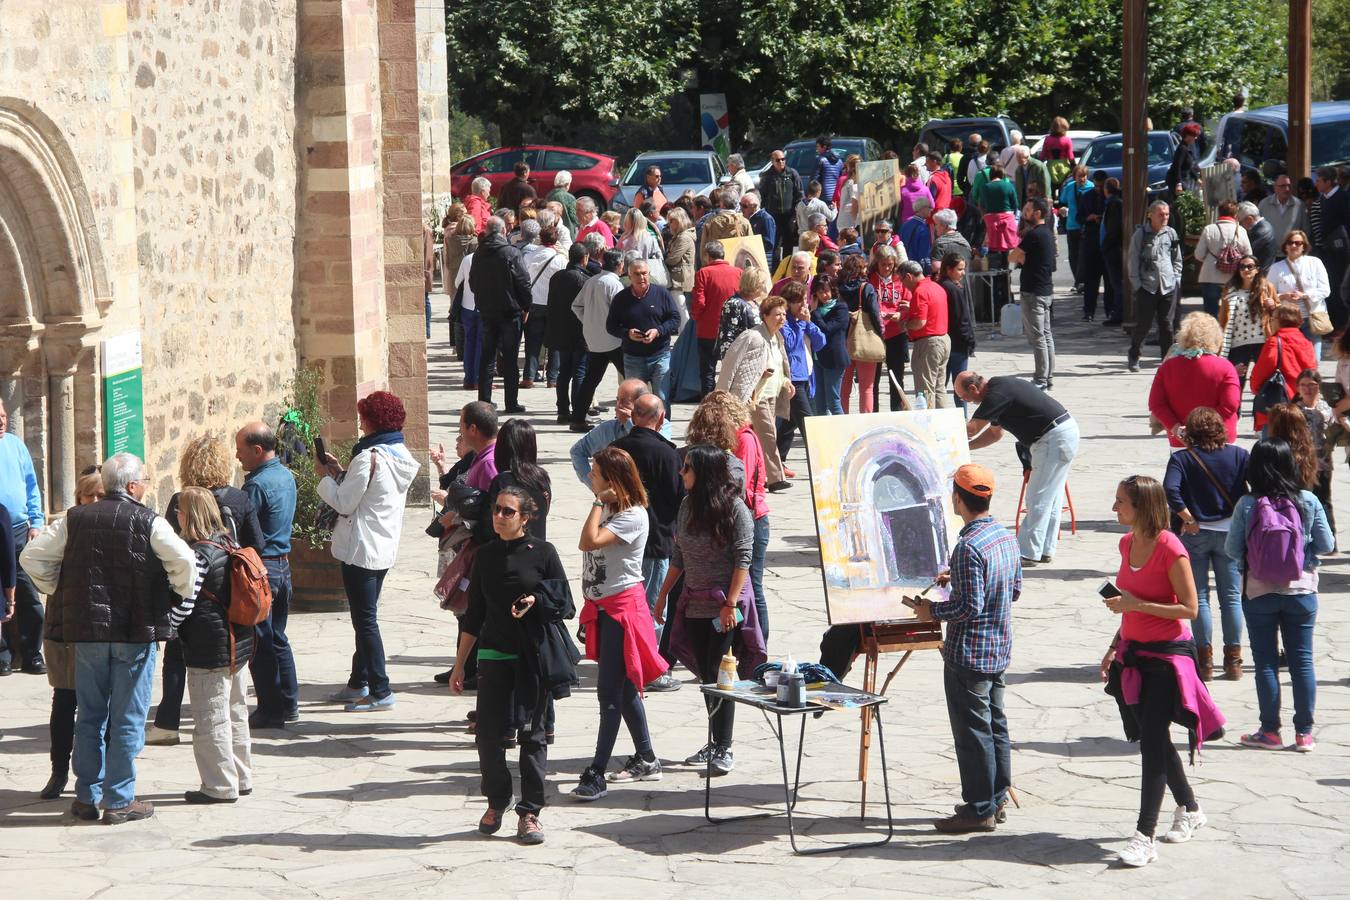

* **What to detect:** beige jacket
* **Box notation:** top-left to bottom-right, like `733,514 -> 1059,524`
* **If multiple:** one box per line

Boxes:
1193,219 -> 1252,285
666,229 -> 696,292
716,324 -> 791,418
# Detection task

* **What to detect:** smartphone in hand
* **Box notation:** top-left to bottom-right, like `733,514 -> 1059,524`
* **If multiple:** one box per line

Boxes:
314,435 -> 328,464
1098,580 -> 1122,600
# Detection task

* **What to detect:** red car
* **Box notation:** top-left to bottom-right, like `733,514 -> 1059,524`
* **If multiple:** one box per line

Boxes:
449,145 -> 619,211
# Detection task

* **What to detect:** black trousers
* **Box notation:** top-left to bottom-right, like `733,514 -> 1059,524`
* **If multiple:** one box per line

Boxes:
475,658 -> 548,815
685,617 -> 735,747
1135,662 -> 1196,836
478,315 -> 523,409
554,349 -> 588,420
697,338 -> 719,397
591,610 -> 653,771
153,638 -> 186,730
819,624 -> 863,681
50,687 -> 76,771
879,336 -> 909,410
0,524 -> 43,666
571,347 -> 625,425
1079,236 -> 1105,319
769,211 -> 796,267
776,379 -> 813,462
1066,229 -> 1082,284
1129,288 -> 1177,361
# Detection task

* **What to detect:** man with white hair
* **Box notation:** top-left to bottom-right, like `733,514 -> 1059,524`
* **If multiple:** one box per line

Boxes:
465,176 -> 492,234
545,171 -> 579,231
899,197 -> 935,273
1011,145 -> 1051,208
1238,200 -> 1276,270
932,208 -> 973,266
575,195 -> 615,249
998,130 -> 1024,171
739,190 -> 776,259
727,153 -> 755,196
1257,175 -> 1309,248
21,453 -> 198,824
570,249 -> 627,431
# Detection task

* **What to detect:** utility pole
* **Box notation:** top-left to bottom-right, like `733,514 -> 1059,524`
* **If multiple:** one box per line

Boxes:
1288,0 -> 1312,179
1120,0 -> 1148,318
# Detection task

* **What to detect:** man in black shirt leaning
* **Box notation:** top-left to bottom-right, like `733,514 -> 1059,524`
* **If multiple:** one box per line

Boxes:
610,392 -> 683,693
1007,198 -> 1057,390
955,371 -> 1079,567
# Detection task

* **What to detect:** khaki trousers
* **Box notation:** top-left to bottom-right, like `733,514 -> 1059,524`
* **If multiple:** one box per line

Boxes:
910,334 -> 952,408
187,665 -> 253,799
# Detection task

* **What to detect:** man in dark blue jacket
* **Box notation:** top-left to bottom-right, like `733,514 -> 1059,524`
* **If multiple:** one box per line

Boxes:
606,258 -> 681,412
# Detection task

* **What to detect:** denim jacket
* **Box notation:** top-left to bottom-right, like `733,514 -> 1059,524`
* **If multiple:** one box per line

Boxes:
1224,490 -> 1333,574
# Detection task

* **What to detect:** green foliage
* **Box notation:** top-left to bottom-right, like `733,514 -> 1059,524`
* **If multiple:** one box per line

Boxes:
282,367 -> 353,550
1173,190 -> 1207,237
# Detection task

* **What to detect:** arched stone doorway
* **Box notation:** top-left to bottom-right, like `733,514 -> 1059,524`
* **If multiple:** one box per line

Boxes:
0,99 -> 109,513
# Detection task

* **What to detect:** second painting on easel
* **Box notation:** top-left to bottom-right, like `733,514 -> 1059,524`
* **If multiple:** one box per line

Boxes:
802,409 -> 970,625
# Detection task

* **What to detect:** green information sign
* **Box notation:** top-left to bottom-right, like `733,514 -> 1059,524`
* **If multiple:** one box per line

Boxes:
102,333 -> 145,459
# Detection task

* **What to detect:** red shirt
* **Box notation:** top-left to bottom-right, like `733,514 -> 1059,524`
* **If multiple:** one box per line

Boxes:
1148,354 -> 1240,446
577,219 -> 616,249
1250,327 -> 1318,429
928,170 -> 953,211
690,260 -> 743,340
905,278 -> 949,340
1116,531 -> 1191,643
870,273 -> 908,340
464,195 -> 492,235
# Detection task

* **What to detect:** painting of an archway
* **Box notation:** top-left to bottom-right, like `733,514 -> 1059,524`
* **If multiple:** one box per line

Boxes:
803,410 -> 969,625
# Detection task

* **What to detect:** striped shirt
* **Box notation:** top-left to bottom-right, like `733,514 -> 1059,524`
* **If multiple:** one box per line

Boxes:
928,516 -> 1022,673
167,549 -> 208,627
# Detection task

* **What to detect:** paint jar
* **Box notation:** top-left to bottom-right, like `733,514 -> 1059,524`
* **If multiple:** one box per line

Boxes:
784,672 -> 806,708
716,651 -> 737,690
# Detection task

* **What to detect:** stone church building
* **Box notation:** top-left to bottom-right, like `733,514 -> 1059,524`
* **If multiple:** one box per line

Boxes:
0,0 -> 450,511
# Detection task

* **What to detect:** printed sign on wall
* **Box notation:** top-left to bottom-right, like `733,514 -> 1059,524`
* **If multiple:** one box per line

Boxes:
102,332 -> 145,459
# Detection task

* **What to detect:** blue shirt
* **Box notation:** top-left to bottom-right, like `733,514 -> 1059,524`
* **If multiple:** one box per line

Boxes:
1058,179 -> 1092,231
781,316 -> 825,386
747,209 -> 777,257
569,416 -> 671,484
242,457 -> 297,557
929,516 -> 1021,673
0,433 -> 43,528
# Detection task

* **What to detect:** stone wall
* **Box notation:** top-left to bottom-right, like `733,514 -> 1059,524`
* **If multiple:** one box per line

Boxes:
127,0 -> 300,502
415,0 -> 451,214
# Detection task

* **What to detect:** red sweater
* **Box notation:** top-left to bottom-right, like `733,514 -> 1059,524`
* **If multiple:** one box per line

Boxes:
1148,354 -> 1240,446
1250,328 -> 1317,429
928,170 -> 953,211
689,260 -> 742,340
904,278 -> 949,341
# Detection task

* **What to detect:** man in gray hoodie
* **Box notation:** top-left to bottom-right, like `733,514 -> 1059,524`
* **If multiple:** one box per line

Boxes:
1126,201 -> 1184,372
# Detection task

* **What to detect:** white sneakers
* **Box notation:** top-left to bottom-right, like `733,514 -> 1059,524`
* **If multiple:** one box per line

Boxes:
1118,831 -> 1159,867
1119,806 -> 1207,867
1162,806 -> 1207,844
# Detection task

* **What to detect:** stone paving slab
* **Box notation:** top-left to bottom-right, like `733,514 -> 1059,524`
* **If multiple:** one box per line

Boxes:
3,276 -> 1350,898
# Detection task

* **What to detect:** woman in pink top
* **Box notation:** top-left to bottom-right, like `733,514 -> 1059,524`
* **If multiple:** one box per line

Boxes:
1039,117 -> 1076,164
1099,475 -> 1221,868
1148,313 -> 1240,447
898,164 -> 928,223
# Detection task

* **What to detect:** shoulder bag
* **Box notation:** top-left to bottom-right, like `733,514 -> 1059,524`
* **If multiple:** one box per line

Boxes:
1290,260 -> 1332,335
1252,337 -> 1288,416
845,289 -> 886,363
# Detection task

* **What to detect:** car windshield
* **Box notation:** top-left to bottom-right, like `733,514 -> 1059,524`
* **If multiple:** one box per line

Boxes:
1082,134 -> 1174,168
624,157 -> 712,185
1312,119 -> 1350,168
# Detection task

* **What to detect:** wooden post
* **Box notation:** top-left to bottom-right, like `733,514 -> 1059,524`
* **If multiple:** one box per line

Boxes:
1288,0 -> 1313,179
1120,0 -> 1148,312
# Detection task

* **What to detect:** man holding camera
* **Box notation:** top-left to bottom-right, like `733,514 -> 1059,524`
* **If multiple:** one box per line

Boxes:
912,463 -> 1022,834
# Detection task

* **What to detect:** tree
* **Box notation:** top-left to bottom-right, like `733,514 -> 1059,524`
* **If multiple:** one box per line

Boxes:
446,0 -> 697,146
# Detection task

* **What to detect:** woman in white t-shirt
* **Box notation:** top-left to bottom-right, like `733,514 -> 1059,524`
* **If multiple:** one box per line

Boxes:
835,154 -> 862,233
571,447 -> 669,802
1267,229 -> 1331,359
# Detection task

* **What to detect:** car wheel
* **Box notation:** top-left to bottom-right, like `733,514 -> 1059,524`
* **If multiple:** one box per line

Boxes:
577,190 -> 607,213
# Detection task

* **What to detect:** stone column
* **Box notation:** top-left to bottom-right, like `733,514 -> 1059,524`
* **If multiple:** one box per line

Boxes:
0,331 -> 38,438
43,329 -> 96,512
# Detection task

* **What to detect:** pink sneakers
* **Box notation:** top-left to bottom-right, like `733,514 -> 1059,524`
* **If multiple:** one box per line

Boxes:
1294,733 -> 1316,753
1239,730 -> 1283,749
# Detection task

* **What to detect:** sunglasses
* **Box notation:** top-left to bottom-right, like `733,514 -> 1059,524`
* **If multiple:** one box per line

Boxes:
1239,264 -> 1258,270
492,505 -> 520,518
1287,240 -> 1306,247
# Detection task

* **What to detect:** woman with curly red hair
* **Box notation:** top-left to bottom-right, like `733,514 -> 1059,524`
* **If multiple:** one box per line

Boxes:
316,390 -> 423,711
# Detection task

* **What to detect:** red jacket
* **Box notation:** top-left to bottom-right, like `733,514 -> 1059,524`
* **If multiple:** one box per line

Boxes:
1148,354 -> 1240,446
929,170 -> 953,211
689,260 -> 742,340
1250,327 -> 1317,429
579,582 -> 668,692
735,424 -> 769,518
904,278 -> 949,340
465,194 -> 492,235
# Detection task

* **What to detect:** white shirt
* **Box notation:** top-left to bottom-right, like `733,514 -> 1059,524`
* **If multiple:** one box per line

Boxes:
454,255 -> 476,311
521,244 -> 566,308
1268,255 -> 1331,313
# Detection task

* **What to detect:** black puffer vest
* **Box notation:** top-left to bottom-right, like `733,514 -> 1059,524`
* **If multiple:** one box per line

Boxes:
178,538 -> 255,671
46,492 -> 174,643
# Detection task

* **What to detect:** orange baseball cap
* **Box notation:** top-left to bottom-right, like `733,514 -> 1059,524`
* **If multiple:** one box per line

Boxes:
954,463 -> 996,498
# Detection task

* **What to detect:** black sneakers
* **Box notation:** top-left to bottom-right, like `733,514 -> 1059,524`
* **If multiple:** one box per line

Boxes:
570,766 -> 608,801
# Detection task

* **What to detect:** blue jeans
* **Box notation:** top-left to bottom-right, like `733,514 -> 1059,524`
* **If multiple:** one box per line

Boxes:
554,349 -> 588,419
1300,321 -> 1323,361
624,350 -> 672,410
1244,592 -> 1317,735
641,556 -> 669,622
250,558 -> 299,718
947,349 -> 969,409
1200,282 -> 1222,317
750,515 -> 770,642
943,663 -> 1011,820
342,563 -> 391,700
814,365 -> 845,415
461,307 -> 482,387
74,641 -> 157,809
425,293 -> 432,339
1019,419 -> 1079,560
1180,530 -> 1243,649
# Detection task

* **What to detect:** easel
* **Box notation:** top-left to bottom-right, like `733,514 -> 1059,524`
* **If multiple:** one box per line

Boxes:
857,620 -> 942,816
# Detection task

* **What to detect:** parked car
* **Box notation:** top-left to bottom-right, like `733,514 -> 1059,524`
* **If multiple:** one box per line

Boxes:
1079,131 -> 1179,194
1200,101 -> 1350,177
918,116 -> 1023,154
449,145 -> 619,210
610,150 -> 726,213
756,136 -> 887,181
1028,130 -> 1106,162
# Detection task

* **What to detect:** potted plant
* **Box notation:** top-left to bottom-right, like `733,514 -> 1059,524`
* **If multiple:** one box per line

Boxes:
279,367 -> 352,611
1175,190 -> 1206,294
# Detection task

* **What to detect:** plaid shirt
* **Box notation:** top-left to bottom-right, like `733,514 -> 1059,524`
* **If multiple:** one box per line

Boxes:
929,516 -> 1021,673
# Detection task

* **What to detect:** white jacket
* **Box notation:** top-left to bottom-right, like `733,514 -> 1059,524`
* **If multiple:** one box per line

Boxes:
572,269 -> 624,353
318,442 -> 422,570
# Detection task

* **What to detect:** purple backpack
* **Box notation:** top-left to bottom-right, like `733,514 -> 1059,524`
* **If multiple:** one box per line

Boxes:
1245,496 -> 1305,583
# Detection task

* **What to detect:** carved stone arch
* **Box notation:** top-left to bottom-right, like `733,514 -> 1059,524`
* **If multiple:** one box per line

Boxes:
0,98 -> 110,513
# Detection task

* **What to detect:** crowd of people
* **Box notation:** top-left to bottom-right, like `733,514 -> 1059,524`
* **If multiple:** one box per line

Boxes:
0,124 -> 1344,869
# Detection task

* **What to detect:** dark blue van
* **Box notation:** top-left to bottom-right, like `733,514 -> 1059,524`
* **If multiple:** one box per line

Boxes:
1204,101 -> 1350,176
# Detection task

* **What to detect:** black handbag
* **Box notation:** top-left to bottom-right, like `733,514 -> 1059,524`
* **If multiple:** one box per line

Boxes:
1252,337 -> 1287,417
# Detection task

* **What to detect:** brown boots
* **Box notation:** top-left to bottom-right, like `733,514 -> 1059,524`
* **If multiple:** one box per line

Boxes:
1223,645 -> 1243,680
1198,645 -> 1214,682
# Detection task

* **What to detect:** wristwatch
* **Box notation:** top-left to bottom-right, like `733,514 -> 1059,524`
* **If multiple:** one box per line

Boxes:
592,500 -> 605,509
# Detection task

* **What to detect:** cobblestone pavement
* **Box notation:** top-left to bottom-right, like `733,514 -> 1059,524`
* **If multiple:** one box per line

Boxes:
2,278 -> 1348,899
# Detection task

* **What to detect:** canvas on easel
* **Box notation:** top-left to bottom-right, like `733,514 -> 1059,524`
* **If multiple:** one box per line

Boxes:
802,409 -> 970,625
